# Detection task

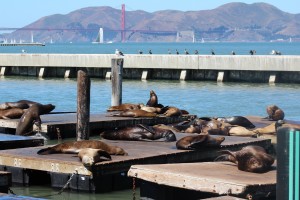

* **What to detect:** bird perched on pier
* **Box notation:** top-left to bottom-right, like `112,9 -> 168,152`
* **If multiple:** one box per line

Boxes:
115,49 -> 124,56
149,49 -> 152,54
138,50 -> 143,54
184,49 -> 189,55
194,50 -> 199,55
211,49 -> 215,55
176,49 -> 179,55
249,50 -> 256,55
231,51 -> 236,55
168,49 -> 172,54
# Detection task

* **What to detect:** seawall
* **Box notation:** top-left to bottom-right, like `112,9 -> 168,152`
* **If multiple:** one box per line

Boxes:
1,54 -> 300,83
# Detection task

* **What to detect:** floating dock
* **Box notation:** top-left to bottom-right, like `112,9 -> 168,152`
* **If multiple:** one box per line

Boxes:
0,113 -> 192,139
128,161 -> 276,199
0,133 -> 271,192
0,134 -> 44,150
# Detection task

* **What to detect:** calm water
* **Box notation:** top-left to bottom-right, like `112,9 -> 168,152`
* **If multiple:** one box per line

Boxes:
0,42 -> 299,55
1,42 -> 300,199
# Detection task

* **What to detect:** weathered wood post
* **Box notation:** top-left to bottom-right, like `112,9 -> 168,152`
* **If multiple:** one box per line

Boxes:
111,58 -> 123,106
77,70 -> 90,141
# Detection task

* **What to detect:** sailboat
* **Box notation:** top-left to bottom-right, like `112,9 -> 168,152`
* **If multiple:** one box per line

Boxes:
92,28 -> 104,44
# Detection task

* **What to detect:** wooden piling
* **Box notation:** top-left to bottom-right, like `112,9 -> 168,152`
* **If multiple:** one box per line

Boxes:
111,58 -> 123,106
76,70 -> 91,141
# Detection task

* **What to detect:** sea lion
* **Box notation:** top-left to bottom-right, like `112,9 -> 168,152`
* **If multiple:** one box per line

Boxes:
163,106 -> 182,117
266,105 -> 284,121
0,100 -> 40,110
107,103 -> 142,112
140,105 -> 162,113
176,134 -> 225,150
16,103 -> 55,135
252,120 -> 285,136
184,125 -> 202,133
101,124 -> 176,142
146,90 -> 158,107
229,126 -> 257,137
217,116 -> 255,128
112,109 -> 157,118
78,148 -> 112,167
37,140 -> 128,156
215,145 -> 274,173
0,108 -> 25,119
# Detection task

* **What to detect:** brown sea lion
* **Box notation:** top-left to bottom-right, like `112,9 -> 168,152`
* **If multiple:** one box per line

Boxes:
184,125 -> 202,133
266,105 -> 284,121
252,121 -> 285,136
0,100 -> 40,110
217,116 -> 255,128
146,90 -> 158,107
112,109 -> 157,118
37,140 -> 128,156
176,134 -> 225,150
153,124 -> 181,133
101,124 -> 176,142
229,126 -> 257,137
16,103 -> 55,135
215,145 -> 274,173
78,148 -> 112,166
107,103 -> 142,112
140,105 -> 162,113
164,106 -> 182,117
0,108 -> 25,119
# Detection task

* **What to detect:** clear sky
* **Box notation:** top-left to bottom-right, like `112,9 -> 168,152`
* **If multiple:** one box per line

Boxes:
0,0 -> 299,27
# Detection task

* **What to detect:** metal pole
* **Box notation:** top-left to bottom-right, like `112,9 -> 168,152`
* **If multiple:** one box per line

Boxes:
76,70 -> 90,141
277,127 -> 300,200
111,58 -> 123,106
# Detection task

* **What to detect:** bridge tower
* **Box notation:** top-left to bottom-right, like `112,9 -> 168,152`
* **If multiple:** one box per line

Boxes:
121,4 -> 126,42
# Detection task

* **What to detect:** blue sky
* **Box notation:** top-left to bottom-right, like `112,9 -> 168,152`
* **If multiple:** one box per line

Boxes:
0,0 -> 299,27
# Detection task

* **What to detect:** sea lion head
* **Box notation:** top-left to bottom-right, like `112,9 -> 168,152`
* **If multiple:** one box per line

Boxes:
113,146 -> 128,156
78,148 -> 111,167
162,130 -> 177,142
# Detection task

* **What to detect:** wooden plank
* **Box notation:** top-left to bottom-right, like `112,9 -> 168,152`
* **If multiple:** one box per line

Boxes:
128,161 -> 276,196
0,134 -> 44,150
0,135 -> 271,176
0,113 -> 192,139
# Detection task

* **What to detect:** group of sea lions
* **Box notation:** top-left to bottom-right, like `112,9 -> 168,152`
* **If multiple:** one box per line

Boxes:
0,100 -> 55,135
107,90 -> 185,118
0,95 -> 287,173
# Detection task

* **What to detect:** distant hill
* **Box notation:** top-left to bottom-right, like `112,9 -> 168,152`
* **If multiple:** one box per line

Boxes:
2,2 -> 300,43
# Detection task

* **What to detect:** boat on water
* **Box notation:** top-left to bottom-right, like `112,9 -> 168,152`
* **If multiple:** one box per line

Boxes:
92,28 -> 104,44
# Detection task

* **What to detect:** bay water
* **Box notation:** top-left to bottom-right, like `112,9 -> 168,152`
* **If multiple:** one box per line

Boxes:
0,42 -> 300,199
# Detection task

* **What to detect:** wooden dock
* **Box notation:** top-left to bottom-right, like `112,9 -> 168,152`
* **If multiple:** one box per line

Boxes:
0,112 -> 192,139
0,133 -> 271,192
128,162 -> 276,199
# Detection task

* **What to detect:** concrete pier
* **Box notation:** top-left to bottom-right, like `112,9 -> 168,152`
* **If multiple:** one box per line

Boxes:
0,54 -> 300,83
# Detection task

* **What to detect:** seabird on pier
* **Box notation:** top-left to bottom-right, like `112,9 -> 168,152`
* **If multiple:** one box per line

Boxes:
249,50 -> 256,55
211,49 -> 215,55
270,50 -> 281,55
231,51 -> 236,55
194,50 -> 199,55
138,50 -> 143,54
176,49 -> 179,55
184,49 -> 189,55
168,49 -> 171,54
115,49 -> 124,56
149,50 -> 152,54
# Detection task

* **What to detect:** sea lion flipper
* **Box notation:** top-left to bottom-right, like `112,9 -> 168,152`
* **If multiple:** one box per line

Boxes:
137,124 -> 155,134
37,147 -> 55,155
